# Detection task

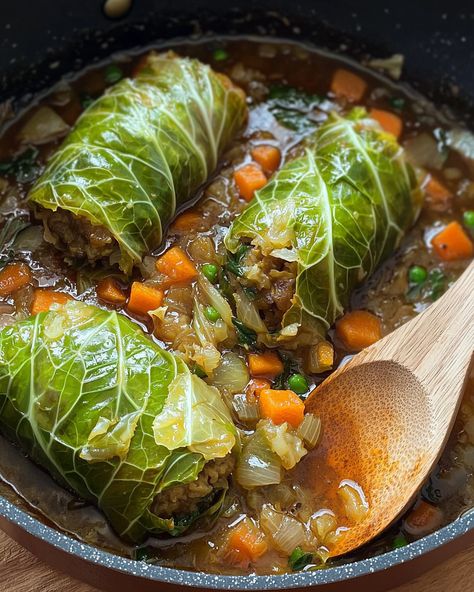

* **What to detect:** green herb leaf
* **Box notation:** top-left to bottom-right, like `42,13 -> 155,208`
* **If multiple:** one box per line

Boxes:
288,546 -> 313,571
225,244 -> 249,277
232,318 -> 257,348
0,147 -> 40,183
406,267 -> 447,303
273,355 -> 300,391
428,268 -> 446,301
192,364 -> 208,379
268,85 -> 321,132
243,286 -> 257,301
135,547 -> 153,562
218,269 -> 234,302
0,218 -> 30,271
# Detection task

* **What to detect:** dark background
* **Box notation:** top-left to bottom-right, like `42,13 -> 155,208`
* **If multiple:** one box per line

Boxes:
0,1 -> 473,124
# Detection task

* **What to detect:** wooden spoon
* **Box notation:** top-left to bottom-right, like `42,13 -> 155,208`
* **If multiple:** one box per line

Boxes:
305,260 -> 474,557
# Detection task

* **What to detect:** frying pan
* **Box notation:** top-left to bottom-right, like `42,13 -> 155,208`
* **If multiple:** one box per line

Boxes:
0,1 -> 473,590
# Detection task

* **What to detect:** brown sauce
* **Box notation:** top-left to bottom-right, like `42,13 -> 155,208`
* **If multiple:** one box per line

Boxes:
0,37 -> 472,575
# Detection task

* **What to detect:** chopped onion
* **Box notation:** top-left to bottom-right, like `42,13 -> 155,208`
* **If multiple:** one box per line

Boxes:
18,106 -> 69,145
297,414 -> 321,449
447,128 -> 474,172
270,248 -> 298,262
310,510 -> 337,543
232,393 -> 259,424
367,54 -> 404,80
260,504 -> 307,554
49,82 -> 73,107
259,419 -> 307,470
306,341 -> 334,373
210,353 -> 249,395
235,430 -> 282,489
193,301 -> 226,348
234,288 -> 267,334
187,342 -> 221,376
13,225 -> 44,252
338,480 -> 369,524
404,132 -> 447,170
268,483 -> 297,509
198,273 -> 233,327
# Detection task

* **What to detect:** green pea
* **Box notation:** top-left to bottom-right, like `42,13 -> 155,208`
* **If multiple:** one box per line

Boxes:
288,373 -> 309,394
392,534 -> 408,549
463,210 -> 474,229
201,263 -> 219,284
204,305 -> 220,322
390,96 -> 405,111
408,265 -> 428,285
213,48 -> 229,62
104,64 -> 123,85
80,94 -> 94,109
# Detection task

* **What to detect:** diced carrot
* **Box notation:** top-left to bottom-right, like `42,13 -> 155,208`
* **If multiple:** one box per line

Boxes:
31,289 -> 73,315
259,389 -> 305,428
96,277 -> 126,306
155,246 -> 198,287
331,69 -> 367,102
171,210 -> 203,232
431,221 -> 474,261
404,500 -> 444,537
234,164 -> 267,202
248,351 -> 283,379
425,176 -> 453,204
225,519 -> 268,566
251,145 -> 281,175
245,378 -> 271,400
127,282 -> 164,315
336,310 -> 382,351
0,262 -> 32,297
369,108 -> 403,139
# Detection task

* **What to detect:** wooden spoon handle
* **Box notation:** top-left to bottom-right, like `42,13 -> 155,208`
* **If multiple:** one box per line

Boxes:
386,260 -> 474,399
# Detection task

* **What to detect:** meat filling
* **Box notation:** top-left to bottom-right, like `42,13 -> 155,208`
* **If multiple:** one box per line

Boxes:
35,207 -> 117,263
152,455 -> 235,519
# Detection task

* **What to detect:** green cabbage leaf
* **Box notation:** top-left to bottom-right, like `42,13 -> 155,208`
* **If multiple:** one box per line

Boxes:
28,52 -> 247,273
225,110 -> 423,346
0,301 -> 237,542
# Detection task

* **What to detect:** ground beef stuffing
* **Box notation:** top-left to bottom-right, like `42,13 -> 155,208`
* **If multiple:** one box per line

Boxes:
152,455 -> 235,518
36,207 -> 116,262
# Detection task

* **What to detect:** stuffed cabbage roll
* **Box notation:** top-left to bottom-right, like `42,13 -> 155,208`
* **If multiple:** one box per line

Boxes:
0,301 -> 238,543
29,52 -> 247,273
225,110 -> 423,349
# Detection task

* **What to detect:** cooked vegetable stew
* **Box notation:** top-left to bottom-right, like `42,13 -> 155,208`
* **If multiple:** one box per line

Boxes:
0,38 -> 473,575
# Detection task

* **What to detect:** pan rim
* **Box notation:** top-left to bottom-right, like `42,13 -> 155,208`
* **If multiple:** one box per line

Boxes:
0,495 -> 473,589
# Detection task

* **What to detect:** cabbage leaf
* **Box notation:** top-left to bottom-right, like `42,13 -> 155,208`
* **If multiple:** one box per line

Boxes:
225,111 -> 423,345
0,301 -> 237,542
28,52 -> 247,273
